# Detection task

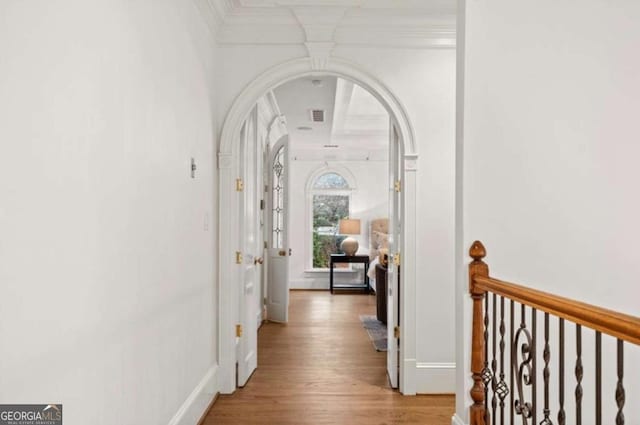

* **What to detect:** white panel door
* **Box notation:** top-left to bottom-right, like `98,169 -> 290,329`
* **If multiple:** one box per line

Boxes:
266,137 -> 289,323
238,108 -> 260,386
387,122 -> 401,388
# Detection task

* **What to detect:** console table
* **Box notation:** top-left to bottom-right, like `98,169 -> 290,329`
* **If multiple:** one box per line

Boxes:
329,254 -> 370,294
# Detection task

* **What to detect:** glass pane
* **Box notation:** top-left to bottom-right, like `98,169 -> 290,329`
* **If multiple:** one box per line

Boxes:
272,146 -> 285,249
312,194 -> 349,268
312,172 -> 349,189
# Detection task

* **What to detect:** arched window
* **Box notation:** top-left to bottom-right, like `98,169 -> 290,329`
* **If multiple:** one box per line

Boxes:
309,170 -> 353,268
312,172 -> 350,190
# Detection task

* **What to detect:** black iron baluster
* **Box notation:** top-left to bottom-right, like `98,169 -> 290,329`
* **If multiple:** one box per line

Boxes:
497,296 -> 508,425
540,312 -> 552,425
616,339 -> 625,425
595,331 -> 602,425
492,293 -> 498,425
575,324 -> 583,425
510,300 -> 514,425
483,294 -> 492,424
558,318 -> 565,425
514,304 -> 533,424
531,308 -> 537,425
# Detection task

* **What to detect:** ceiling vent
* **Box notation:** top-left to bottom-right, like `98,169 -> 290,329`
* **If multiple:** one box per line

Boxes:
323,144 -> 339,148
310,109 -> 325,123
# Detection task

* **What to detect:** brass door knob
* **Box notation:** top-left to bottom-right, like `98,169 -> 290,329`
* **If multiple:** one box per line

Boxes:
254,257 -> 264,265
279,250 -> 286,256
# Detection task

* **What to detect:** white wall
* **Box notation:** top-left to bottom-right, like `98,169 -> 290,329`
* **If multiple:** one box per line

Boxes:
0,1 -> 219,424
216,45 -> 308,134
288,160 -> 389,289
333,47 -> 458,388
456,0 -> 640,423
217,46 -> 457,393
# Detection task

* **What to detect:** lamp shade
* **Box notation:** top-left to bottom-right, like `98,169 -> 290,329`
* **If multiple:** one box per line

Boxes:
339,218 -> 361,235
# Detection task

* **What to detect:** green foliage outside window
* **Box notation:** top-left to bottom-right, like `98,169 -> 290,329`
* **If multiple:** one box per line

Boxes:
312,194 -> 349,268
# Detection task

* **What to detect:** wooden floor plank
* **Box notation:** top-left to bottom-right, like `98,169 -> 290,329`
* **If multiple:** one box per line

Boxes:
205,291 -> 454,424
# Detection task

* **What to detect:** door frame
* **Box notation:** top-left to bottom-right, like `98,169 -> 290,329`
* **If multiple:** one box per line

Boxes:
217,57 -> 419,395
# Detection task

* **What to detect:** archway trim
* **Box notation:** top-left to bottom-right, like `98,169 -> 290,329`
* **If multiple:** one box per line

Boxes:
216,56 -> 418,396
219,57 -> 416,157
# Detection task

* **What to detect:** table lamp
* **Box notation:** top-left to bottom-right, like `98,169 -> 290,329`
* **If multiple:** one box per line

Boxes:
338,218 -> 361,256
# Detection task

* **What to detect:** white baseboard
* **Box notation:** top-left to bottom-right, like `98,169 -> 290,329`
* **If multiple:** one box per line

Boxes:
290,278 -> 373,290
415,362 -> 456,394
289,279 -> 329,290
401,358 -> 417,395
167,365 -> 218,425
451,413 -> 467,425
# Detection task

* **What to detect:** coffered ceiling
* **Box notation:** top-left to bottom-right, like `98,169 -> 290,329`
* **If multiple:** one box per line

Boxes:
273,76 -> 389,161
201,0 -> 456,47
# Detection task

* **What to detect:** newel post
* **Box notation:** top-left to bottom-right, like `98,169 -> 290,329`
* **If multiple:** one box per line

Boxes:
469,241 -> 489,425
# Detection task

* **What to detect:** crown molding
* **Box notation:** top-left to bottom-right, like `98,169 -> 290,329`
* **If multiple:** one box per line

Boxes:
216,22 -> 456,48
236,0 -> 454,10
292,6 -> 347,42
217,24 -> 306,45
209,0 -> 456,48
336,25 -> 456,49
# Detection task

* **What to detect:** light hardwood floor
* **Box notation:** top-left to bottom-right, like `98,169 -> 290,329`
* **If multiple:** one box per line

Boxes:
205,291 -> 454,424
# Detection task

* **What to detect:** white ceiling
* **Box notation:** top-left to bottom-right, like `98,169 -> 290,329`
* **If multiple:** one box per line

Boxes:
274,77 -> 338,148
236,0 -> 453,8
205,0 -> 456,47
273,76 -> 389,160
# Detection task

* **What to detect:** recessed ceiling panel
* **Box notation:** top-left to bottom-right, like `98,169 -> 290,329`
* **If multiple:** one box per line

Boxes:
273,76 -> 338,148
273,76 -> 389,159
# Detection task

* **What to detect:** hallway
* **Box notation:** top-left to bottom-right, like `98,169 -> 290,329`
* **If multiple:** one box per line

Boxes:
206,291 -> 454,424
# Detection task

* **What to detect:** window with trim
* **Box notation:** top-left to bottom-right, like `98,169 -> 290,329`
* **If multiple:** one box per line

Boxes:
310,172 -> 351,268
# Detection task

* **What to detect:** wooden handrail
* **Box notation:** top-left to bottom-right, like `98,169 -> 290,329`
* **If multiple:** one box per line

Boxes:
467,240 -> 640,425
468,240 -> 640,345
473,275 -> 640,346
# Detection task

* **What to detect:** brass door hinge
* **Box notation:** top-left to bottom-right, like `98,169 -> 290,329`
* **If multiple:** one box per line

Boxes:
394,326 -> 400,339
393,252 -> 401,266
394,180 -> 401,192
236,324 -> 243,338
236,178 -> 244,192
236,251 -> 243,264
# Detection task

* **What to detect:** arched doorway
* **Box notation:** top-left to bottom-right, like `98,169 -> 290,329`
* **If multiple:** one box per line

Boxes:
217,57 -> 420,395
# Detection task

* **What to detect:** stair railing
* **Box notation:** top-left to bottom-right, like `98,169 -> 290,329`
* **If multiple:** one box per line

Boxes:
468,241 -> 639,425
